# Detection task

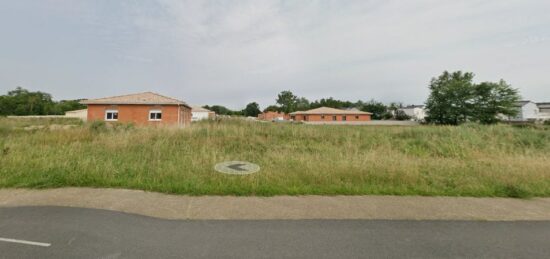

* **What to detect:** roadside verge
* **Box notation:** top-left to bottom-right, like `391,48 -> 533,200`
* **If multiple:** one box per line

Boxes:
1,188 -> 549,221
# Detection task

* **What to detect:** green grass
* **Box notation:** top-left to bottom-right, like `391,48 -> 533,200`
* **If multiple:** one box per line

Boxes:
0,117 -> 549,197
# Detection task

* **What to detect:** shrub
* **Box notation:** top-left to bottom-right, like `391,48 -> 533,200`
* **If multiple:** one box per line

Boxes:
88,120 -> 107,132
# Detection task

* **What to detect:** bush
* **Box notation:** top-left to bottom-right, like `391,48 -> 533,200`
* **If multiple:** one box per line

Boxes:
88,120 -> 107,132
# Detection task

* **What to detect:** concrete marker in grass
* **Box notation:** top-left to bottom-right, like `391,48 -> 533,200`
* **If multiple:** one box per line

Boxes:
214,161 -> 260,175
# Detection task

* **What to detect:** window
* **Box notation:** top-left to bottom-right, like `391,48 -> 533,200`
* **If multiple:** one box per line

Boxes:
332,115 -> 337,121
342,116 -> 347,121
321,115 -> 325,120
105,110 -> 118,121
355,115 -> 359,119
149,110 -> 162,121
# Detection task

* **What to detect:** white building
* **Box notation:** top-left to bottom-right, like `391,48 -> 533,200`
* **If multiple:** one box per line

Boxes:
508,101 -> 540,121
191,106 -> 215,121
536,103 -> 550,121
399,105 -> 426,121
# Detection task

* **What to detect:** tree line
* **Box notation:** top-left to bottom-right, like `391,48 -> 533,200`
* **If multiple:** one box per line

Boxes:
206,70 -> 521,125
2,70 -> 521,125
205,92 -> 411,120
0,87 -> 85,116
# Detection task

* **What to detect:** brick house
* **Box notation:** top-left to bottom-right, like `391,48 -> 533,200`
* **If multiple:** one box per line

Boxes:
290,107 -> 372,122
81,92 -> 192,126
258,111 -> 289,121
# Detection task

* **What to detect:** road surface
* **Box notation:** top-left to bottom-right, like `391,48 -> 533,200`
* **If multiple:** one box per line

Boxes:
1,206 -> 549,258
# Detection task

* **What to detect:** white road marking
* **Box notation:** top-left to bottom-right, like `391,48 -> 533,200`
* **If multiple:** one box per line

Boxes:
0,237 -> 51,247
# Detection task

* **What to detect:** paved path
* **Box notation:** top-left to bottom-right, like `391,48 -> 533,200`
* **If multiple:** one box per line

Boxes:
1,206 -> 549,259
1,188 -> 550,220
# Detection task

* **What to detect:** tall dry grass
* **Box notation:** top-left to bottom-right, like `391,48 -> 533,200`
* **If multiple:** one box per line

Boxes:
0,117 -> 549,197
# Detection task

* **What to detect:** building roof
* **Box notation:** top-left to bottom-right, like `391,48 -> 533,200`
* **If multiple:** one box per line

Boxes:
191,106 -> 214,113
515,100 -> 534,107
290,107 -> 372,115
81,92 -> 190,107
403,105 -> 424,109
537,102 -> 550,108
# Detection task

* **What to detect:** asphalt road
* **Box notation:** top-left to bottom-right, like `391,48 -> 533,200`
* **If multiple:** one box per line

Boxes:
1,206 -> 549,258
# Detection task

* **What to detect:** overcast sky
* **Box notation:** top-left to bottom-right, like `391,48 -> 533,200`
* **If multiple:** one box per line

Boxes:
1,0 -> 549,109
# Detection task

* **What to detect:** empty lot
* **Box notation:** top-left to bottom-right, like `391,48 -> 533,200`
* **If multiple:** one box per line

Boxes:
0,117 -> 549,197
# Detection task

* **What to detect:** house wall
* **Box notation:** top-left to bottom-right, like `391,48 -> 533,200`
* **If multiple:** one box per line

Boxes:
538,104 -> 550,113
258,111 -> 289,121
291,114 -> 371,122
192,111 -> 211,121
401,108 -> 426,121
87,104 -> 191,126
65,109 -> 88,121
511,102 -> 539,121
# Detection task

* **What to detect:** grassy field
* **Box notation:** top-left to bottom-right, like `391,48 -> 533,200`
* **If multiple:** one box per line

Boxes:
0,117 -> 549,197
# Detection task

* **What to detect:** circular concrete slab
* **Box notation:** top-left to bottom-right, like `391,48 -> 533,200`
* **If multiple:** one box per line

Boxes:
214,161 -> 260,175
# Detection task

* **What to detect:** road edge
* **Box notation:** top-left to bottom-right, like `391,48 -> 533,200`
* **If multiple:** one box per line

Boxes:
1,188 -> 549,221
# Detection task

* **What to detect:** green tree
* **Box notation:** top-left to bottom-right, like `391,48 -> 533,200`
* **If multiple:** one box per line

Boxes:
204,105 -> 233,115
276,90 -> 298,113
471,80 -> 520,124
425,71 -> 520,125
310,97 -> 354,109
425,71 -> 475,125
263,105 -> 281,113
243,102 -> 261,117
295,97 -> 310,111
394,110 -> 411,121
53,99 -> 86,114
360,100 -> 387,120
0,87 -> 57,115
384,102 -> 412,120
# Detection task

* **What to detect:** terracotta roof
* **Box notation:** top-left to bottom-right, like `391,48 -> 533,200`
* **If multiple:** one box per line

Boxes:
81,92 -> 190,107
290,107 -> 372,115
191,106 -> 214,112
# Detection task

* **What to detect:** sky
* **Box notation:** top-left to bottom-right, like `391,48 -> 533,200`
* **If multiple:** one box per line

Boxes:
1,0 -> 549,109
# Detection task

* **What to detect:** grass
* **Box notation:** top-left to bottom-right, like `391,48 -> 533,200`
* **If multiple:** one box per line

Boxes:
0,117 -> 549,197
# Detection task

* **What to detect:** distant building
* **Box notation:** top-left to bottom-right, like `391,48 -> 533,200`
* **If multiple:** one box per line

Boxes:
537,102 -> 550,113
258,111 -> 289,121
399,105 -> 426,121
290,107 -> 372,122
507,101 -> 540,121
191,106 -> 215,121
81,92 -> 192,126
536,102 -> 550,121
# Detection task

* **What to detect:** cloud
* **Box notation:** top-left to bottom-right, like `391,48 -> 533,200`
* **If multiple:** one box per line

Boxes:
1,0 -> 549,108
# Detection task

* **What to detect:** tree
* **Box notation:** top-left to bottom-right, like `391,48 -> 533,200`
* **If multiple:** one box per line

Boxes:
263,105 -> 281,113
52,99 -> 86,114
382,102 -> 410,120
394,110 -> 411,121
295,97 -> 310,111
425,71 -> 475,125
204,105 -> 233,115
243,102 -> 261,117
276,90 -> 298,113
471,80 -> 520,124
0,87 -> 57,115
360,100 -> 387,120
425,71 -> 520,125
310,97 -> 354,109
